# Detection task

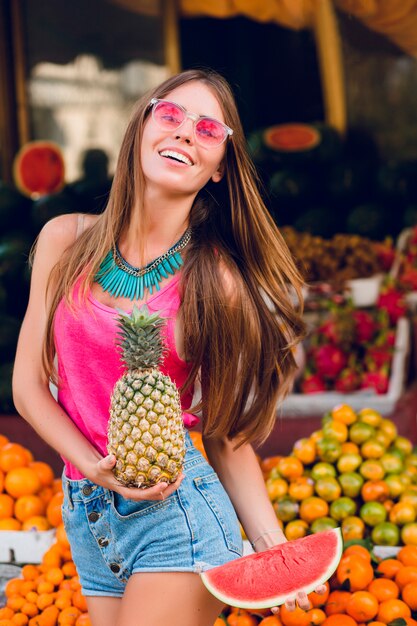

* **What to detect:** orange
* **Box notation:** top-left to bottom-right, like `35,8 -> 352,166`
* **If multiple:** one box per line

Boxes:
56,605 -> 81,624
0,494 -> 15,519
401,581 -> 417,610
12,615 -> 29,625
45,567 -> 64,586
55,524 -> 70,550
277,457 -> 304,480
341,442 -> 360,455
308,582 -> 329,607
314,477 -> 341,502
337,454 -> 362,474
0,620 -> 15,626
346,590 -> 378,622
395,565 -> 417,590
22,564 -> 40,581
342,545 -> 371,562
266,478 -> 288,501
376,558 -> 402,579
38,487 -> 54,507
274,497 -> 299,523
368,578 -> 399,601
258,618 -> 283,626
261,456 -> 283,475
5,578 -> 23,597
341,516 -> 365,541
0,443 -> 29,472
0,610 -> 14,620
37,581 -> 54,594
377,598 -> 411,623
41,547 -> 62,570
14,495 -> 46,522
389,502 -> 416,526
46,493 -> 64,528
329,497 -> 357,521
359,460 -> 385,481
20,602 -> 38,618
72,590 -> 88,613
22,516 -> 51,531
4,468 -> 41,498
52,479 -> 63,494
322,420 -> 348,443
38,605 -> 59,625
338,473 -> 363,498
361,480 -> 390,502
0,469 -> 5,492
358,407 -> 382,427
0,518 -> 21,530
324,590 -> 351,615
371,521 -> 400,546
75,616 -> 92,626
337,555 -> 374,591
288,477 -> 314,501
361,439 -> 385,459
284,519 -> 309,541
61,562 -> 77,578
299,497 -> 329,523
398,545 -> 417,566
0,434 -> 10,449
28,462 -> 55,488
322,615 -> 357,626
331,404 -> 357,425
305,608 -> 326,625
378,418 -> 397,442
279,605 -> 309,626
349,422 -> 375,444
7,595 -> 25,611
293,438 -> 316,465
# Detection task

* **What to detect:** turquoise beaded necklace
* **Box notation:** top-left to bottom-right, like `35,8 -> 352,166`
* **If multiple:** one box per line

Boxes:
94,228 -> 192,301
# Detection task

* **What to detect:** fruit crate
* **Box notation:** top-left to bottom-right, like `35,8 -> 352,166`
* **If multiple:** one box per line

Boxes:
280,317 -> 410,417
0,529 -> 56,564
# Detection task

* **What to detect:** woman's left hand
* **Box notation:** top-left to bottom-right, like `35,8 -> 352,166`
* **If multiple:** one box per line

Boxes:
270,584 -> 328,615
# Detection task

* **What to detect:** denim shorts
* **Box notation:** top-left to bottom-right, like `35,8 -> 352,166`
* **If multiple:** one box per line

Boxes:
61,432 -> 243,597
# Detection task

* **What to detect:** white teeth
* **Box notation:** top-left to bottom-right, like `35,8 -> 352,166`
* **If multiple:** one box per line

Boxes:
160,150 -> 193,166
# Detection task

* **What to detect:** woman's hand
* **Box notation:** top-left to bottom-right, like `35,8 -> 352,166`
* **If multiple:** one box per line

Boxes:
89,454 -> 185,501
271,584 -> 328,615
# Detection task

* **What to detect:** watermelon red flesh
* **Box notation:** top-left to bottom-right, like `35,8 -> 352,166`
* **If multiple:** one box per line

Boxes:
201,527 -> 343,609
13,141 -> 65,198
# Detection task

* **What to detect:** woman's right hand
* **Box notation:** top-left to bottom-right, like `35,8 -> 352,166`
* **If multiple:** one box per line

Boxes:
90,454 -> 185,501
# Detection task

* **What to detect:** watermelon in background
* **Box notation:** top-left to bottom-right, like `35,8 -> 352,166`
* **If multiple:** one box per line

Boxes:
13,141 -> 65,199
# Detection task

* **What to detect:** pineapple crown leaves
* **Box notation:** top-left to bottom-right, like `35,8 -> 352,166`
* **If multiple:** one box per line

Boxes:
115,304 -> 167,370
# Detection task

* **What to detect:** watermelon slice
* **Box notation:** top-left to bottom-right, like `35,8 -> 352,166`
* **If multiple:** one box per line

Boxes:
201,527 -> 342,609
13,141 -> 65,199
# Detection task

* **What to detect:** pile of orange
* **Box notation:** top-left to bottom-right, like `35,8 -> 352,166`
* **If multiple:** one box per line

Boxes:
216,544 -> 417,625
0,523 -> 91,626
0,434 -> 63,531
261,405 -> 417,546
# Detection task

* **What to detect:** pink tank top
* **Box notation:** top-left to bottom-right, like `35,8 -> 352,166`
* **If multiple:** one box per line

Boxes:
54,274 -> 198,479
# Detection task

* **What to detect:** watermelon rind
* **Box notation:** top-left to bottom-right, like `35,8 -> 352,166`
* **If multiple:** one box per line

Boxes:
201,527 -> 343,609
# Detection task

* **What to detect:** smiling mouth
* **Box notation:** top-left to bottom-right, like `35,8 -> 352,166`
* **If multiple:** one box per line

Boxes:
159,150 -> 194,166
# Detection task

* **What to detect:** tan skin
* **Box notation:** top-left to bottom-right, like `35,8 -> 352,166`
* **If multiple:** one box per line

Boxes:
13,81 -> 325,626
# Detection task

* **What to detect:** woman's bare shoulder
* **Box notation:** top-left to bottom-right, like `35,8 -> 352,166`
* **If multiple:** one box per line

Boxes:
38,213 -> 99,247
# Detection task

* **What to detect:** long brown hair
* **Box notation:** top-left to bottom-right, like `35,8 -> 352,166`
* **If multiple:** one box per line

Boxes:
43,68 -> 305,446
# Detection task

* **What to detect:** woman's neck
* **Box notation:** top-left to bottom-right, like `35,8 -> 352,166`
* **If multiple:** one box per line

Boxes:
118,189 -> 195,266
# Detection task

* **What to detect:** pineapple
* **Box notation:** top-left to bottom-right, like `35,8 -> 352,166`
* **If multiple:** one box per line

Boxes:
107,304 -> 185,488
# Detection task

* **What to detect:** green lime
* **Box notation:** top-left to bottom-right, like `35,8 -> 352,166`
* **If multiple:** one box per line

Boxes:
315,477 -> 342,502
349,422 -> 376,444
337,453 -> 362,473
360,501 -> 387,526
371,521 -> 400,546
310,516 -> 339,533
311,462 -> 337,482
329,497 -> 357,521
338,472 -> 364,498
380,452 -> 404,474
316,438 -> 342,463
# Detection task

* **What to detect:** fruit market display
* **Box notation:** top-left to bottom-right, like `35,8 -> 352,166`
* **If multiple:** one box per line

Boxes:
263,405 -> 417,547
217,543 -> 417,625
0,435 -> 62,532
0,525 -> 91,626
201,528 -> 342,609
298,298 -> 405,395
281,228 -> 395,291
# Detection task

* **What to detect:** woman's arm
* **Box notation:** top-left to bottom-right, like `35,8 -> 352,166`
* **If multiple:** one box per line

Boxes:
12,215 -> 181,501
202,436 -> 286,552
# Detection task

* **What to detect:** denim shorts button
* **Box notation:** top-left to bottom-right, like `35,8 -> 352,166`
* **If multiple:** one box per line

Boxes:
82,485 -> 93,496
98,538 -> 109,547
88,511 -> 100,522
110,563 -> 121,573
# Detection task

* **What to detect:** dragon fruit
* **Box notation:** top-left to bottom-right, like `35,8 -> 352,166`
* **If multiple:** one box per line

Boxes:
377,285 -> 406,325
352,310 -> 376,343
334,367 -> 361,393
312,344 -> 347,379
300,371 -> 327,394
360,368 -> 389,394
365,345 -> 393,369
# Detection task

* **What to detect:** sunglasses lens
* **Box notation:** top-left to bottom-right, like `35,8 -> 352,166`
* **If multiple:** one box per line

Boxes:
153,101 -> 184,129
195,119 -> 227,147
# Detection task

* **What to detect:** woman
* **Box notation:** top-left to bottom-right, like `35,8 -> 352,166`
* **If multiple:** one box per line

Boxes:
13,69 -> 323,626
